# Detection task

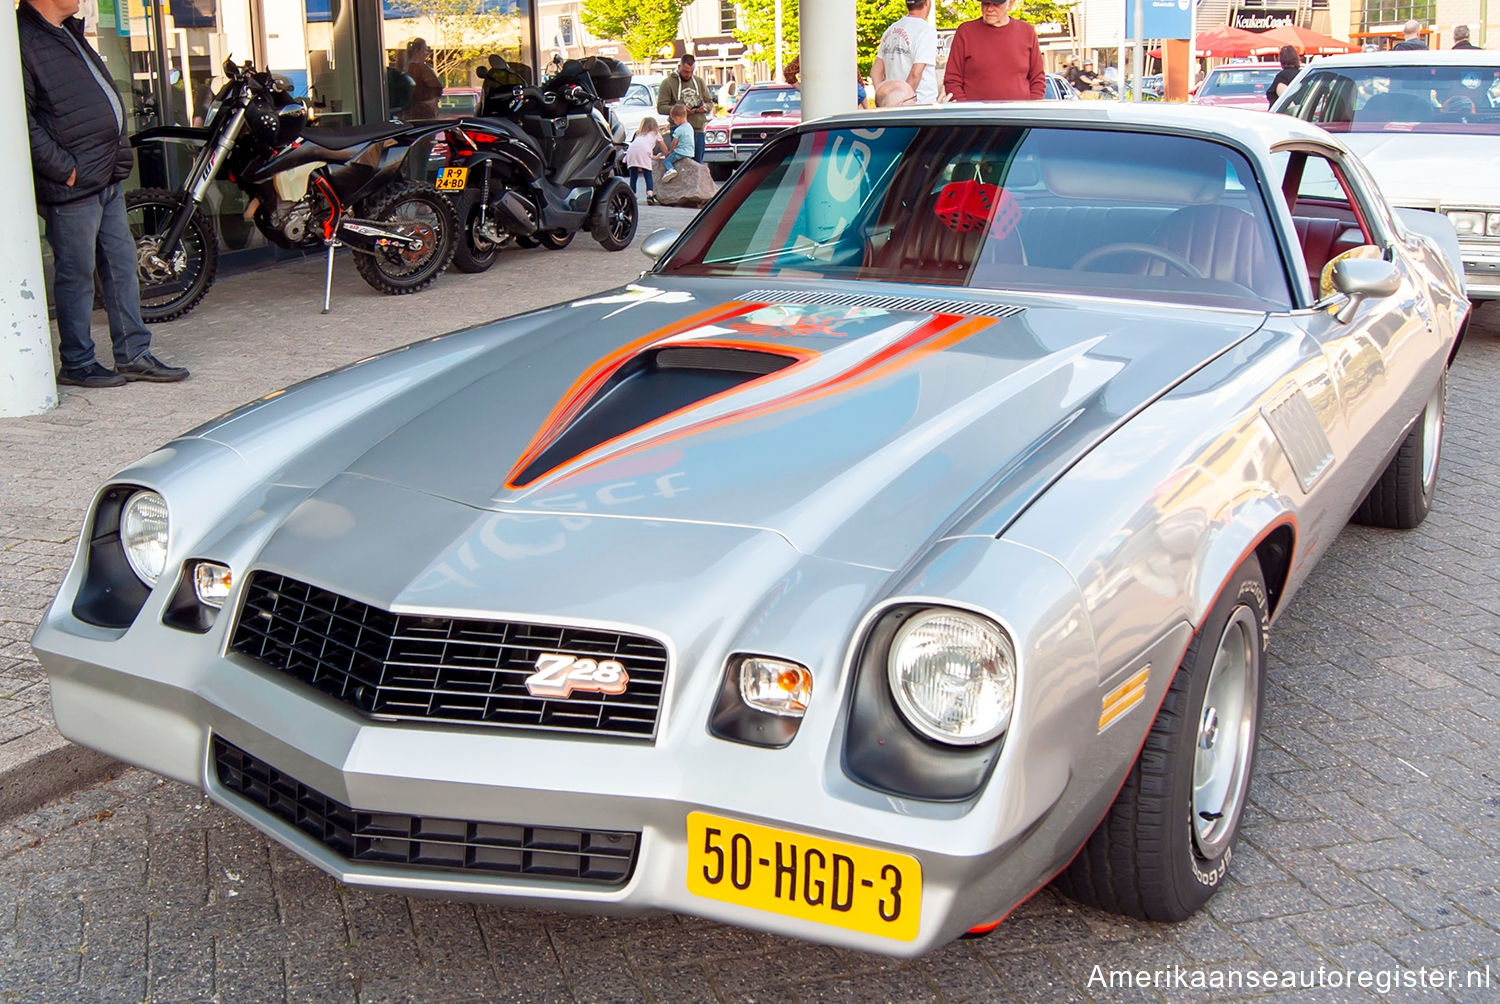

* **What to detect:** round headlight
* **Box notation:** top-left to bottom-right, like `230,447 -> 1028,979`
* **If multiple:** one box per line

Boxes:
887,609 -> 1015,745
120,490 -> 170,586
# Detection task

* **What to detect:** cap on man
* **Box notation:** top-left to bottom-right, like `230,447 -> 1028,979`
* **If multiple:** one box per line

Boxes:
942,0 -> 1046,101
17,0 -> 188,387
1392,19 -> 1428,49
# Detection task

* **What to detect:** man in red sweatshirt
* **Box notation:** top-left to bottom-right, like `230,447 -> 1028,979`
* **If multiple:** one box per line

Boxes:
943,0 -> 1045,101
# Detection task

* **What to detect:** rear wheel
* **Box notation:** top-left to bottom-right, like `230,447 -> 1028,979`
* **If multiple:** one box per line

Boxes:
352,181 -> 456,295
125,188 -> 218,323
1352,369 -> 1446,529
450,189 -> 501,274
1054,557 -> 1267,921
537,229 -> 574,250
590,178 -> 637,251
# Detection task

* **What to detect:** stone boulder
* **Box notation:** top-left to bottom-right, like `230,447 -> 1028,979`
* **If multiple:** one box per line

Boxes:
654,158 -> 718,207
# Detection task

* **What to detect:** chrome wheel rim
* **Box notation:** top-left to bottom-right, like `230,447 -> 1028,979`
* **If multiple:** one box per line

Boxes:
1191,605 -> 1259,860
1421,376 -> 1445,495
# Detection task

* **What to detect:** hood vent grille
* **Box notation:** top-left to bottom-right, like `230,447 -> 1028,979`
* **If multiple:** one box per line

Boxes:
739,289 -> 1026,320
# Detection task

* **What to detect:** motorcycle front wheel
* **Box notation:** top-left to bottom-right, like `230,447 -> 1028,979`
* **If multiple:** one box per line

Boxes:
352,181 -> 457,295
125,188 -> 219,323
450,189 -> 501,274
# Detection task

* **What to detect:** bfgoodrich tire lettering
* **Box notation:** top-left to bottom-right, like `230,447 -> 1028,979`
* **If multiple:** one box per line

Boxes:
1054,557 -> 1268,921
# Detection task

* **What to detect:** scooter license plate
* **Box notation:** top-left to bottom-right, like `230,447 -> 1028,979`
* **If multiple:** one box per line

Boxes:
435,167 -> 468,191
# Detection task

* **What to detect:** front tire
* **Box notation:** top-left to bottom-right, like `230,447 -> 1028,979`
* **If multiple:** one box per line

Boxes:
1352,369 -> 1446,529
1055,557 -> 1268,921
708,162 -> 734,183
125,188 -> 219,323
352,181 -> 456,295
537,229 -> 574,250
450,189 -> 501,274
590,177 -> 637,251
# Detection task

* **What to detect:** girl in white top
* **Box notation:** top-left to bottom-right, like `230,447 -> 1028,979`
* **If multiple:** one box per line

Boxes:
625,117 -> 668,205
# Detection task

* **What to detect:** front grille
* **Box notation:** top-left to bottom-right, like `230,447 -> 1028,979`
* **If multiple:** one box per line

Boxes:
229,572 -> 668,740
213,738 -> 637,885
730,125 -> 787,144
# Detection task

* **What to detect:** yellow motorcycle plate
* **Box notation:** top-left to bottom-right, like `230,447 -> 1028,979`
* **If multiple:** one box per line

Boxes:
435,167 -> 468,191
685,811 -> 921,941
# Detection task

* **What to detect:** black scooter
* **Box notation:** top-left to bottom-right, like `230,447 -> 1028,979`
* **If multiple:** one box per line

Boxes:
437,56 -> 638,273
129,59 -> 457,320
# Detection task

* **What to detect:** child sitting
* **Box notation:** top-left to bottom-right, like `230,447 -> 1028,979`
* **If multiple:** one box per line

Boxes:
625,117 -> 667,205
661,103 -> 694,183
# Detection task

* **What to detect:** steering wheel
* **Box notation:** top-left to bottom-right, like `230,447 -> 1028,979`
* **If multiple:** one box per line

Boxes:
1073,242 -> 1204,279
1442,95 -> 1477,115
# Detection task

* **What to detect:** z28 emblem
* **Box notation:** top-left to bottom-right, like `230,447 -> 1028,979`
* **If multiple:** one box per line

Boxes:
525,653 -> 630,698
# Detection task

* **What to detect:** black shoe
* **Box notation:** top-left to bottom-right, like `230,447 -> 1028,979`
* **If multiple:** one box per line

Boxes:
56,362 -> 126,388
117,351 -> 189,383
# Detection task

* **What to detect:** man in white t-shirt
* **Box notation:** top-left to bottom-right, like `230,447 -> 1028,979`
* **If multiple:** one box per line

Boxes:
869,0 -> 939,105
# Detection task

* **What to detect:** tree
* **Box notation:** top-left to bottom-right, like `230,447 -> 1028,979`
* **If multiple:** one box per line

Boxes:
385,0 -> 529,86
936,0 -> 1075,29
579,0 -> 690,65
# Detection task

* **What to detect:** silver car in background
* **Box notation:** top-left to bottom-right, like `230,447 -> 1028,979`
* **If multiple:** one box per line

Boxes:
33,104 -> 1466,957
1274,49 -> 1500,299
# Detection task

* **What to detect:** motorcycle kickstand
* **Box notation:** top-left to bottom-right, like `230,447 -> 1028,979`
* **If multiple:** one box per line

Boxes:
321,239 -> 340,314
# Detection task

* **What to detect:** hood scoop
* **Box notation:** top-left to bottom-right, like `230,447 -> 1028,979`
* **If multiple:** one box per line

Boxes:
509,344 -> 799,487
740,288 -> 1026,320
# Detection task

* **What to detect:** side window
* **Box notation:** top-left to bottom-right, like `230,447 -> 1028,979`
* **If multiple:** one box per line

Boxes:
1276,151 -> 1379,299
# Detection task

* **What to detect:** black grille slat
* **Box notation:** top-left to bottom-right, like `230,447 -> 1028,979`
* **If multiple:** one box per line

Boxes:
212,739 -> 637,886
229,572 -> 668,740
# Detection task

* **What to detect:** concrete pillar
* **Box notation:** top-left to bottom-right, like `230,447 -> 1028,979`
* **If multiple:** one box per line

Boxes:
798,0 -> 856,122
0,8 -> 57,417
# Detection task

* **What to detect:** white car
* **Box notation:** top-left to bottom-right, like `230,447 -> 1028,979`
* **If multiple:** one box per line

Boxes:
610,76 -> 663,141
1274,50 -> 1500,299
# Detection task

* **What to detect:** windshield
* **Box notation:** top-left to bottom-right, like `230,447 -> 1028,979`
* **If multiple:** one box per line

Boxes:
734,89 -> 801,116
1202,66 -> 1278,97
659,124 -> 1290,310
1279,64 -> 1500,133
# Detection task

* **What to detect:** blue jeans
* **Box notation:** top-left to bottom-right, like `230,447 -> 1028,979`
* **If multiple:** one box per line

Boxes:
694,130 -> 706,162
42,182 -> 152,371
629,167 -> 654,193
664,151 -> 685,171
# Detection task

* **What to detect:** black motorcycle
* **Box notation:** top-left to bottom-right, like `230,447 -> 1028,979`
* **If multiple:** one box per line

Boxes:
128,59 -> 457,321
437,56 -> 637,274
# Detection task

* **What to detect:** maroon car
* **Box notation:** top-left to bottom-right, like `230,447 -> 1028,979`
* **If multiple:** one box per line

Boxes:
704,83 -> 801,181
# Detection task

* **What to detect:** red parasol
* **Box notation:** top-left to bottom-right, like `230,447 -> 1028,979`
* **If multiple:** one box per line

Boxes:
1248,24 -> 1360,55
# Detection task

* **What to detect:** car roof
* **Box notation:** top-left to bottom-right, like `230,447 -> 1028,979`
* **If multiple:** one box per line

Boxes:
813,102 -> 1345,160
1207,63 -> 1279,71
743,83 -> 798,91
1304,50 -> 1500,67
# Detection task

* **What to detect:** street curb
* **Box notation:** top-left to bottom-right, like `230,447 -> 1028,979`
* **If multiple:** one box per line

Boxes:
0,723 -> 120,821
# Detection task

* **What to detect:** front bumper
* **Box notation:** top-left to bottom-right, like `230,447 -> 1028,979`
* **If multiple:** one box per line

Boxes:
1459,244 -> 1500,300
705,145 -> 760,164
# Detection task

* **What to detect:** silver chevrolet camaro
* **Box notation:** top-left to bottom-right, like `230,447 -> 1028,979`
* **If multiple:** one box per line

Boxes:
33,104 -> 1468,956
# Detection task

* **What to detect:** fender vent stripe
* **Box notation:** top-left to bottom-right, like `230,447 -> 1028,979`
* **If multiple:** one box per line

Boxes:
1262,388 -> 1334,494
739,289 -> 1026,319
1099,666 -> 1150,732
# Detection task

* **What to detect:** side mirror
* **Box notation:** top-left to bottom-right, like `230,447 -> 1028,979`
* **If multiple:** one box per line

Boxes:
641,228 -> 680,263
1331,258 -> 1401,323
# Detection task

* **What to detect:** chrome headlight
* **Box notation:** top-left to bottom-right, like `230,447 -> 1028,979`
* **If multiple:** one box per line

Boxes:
710,129 -> 727,144
1445,210 -> 1486,237
120,490 -> 169,586
887,609 -> 1015,745
1487,212 -> 1500,237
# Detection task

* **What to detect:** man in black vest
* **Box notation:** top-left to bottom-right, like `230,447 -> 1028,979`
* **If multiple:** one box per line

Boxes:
18,0 -> 188,387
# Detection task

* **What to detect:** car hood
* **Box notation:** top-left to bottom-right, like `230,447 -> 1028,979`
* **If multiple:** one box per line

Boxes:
713,113 -> 800,128
212,280 -> 1266,572
1337,132 -> 1500,209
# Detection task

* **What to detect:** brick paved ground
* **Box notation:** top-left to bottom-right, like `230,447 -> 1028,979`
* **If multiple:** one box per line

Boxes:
2,249 -> 1498,1000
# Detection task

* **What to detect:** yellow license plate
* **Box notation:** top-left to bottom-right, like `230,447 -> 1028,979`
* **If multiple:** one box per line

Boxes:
686,811 -> 920,941
435,167 -> 468,191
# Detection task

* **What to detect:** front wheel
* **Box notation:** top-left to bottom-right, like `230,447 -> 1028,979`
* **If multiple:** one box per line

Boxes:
590,178 -> 637,252
537,230 -> 574,251
708,162 -> 734,183
1352,369 -> 1446,529
1054,557 -> 1268,921
125,188 -> 219,323
450,189 -> 501,274
352,181 -> 456,295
